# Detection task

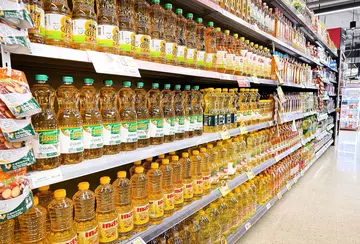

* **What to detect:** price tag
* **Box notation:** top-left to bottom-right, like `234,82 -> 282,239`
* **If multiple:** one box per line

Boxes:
220,130 -> 230,140
277,86 -> 286,104
237,76 -> 250,87
245,222 -> 252,231
275,155 -> 281,162
276,70 -> 284,84
266,202 -> 272,210
219,181 -> 231,196
268,121 -> 274,126
301,170 -> 304,176
294,177 -> 298,183
301,84 -> 306,88
129,237 -> 146,244
252,76 -> 260,84
286,184 -> 291,190
246,171 -> 255,180
239,127 -> 248,134
277,192 -> 282,200
291,120 -> 297,132
29,168 -> 63,189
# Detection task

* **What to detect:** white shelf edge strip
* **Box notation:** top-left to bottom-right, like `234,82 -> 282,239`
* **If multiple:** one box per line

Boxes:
280,111 -> 317,124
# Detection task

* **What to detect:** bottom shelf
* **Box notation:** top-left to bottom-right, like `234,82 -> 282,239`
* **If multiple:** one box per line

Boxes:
227,138 -> 333,243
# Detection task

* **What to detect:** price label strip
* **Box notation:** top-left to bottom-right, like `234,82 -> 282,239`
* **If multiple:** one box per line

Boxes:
266,202 -> 272,210
29,168 -> 63,189
286,183 -> 291,191
219,181 -> 231,196
252,76 -> 260,84
245,222 -> 252,231
128,237 -> 146,244
277,192 -> 282,200
246,171 -> 255,180
239,127 -> 248,134
237,76 -> 250,87
219,129 -> 230,140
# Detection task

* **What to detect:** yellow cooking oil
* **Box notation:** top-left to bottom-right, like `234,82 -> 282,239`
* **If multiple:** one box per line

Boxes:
222,88 -> 231,130
134,82 -> 150,148
118,0 -> 135,56
185,13 -> 197,68
147,163 -> 164,224
207,143 -> 220,189
130,161 -> 142,177
170,155 -> 184,210
174,85 -> 186,140
164,3 -> 177,65
233,188 -> 243,227
203,88 -> 218,133
0,219 -> 15,244
36,185 -> 53,232
80,78 -> 103,159
248,180 -> 257,215
199,147 -> 211,195
175,8 -> 188,66
134,0 -> 151,60
216,141 -> 228,181
229,88 -> 237,129
96,0 -> 118,54
225,139 -> 236,179
215,88 -> 225,131
190,150 -> 203,200
226,192 -> 239,234
142,157 -> 153,174
160,159 -> 175,217
179,152 -> 193,204
148,83 -> 164,145
149,0 -> 166,63
162,84 -> 176,143
184,85 -> 195,138
217,197 -> 230,237
192,86 -> 203,136
197,210 -> 211,243
206,202 -> 221,243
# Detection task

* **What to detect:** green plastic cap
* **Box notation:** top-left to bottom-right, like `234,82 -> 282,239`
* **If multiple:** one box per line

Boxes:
192,85 -> 199,90
174,84 -> 181,90
240,37 -> 245,41
216,27 -> 221,32
123,81 -> 131,87
35,74 -> 48,81
208,21 -> 214,27
186,13 -> 193,19
164,3 -> 172,10
84,78 -> 94,85
184,85 -> 191,90
225,30 -> 230,34
164,84 -> 171,89
152,83 -> 159,89
152,0 -> 160,4
245,40 -> 249,44
233,33 -> 239,38
175,8 -> 183,14
196,17 -> 203,24
250,42 -> 254,46
137,82 -> 144,88
104,80 -> 113,86
62,76 -> 73,83
254,44 -> 258,48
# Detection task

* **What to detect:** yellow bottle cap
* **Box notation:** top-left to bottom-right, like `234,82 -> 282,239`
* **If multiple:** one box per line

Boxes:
33,196 -> 39,206
217,141 -> 223,146
100,176 -> 111,185
117,171 -> 127,178
234,188 -> 240,193
192,150 -> 199,155
207,144 -> 213,149
38,185 -> 50,191
210,202 -> 216,208
229,192 -> 234,197
151,163 -> 159,169
219,197 -> 224,203
200,147 -> 207,153
182,152 -> 189,157
199,210 -> 205,215
78,182 -> 90,190
162,159 -> 169,164
54,189 -> 66,199
158,154 -> 165,159
169,151 -> 176,155
134,160 -> 142,165
172,155 -> 179,161
135,166 -> 144,173
146,157 -> 153,161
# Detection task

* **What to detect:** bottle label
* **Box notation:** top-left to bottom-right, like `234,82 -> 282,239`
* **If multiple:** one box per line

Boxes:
26,5 -> 45,36
135,34 -> 150,54
204,115 -> 218,127
196,50 -> 206,66
186,115 -> 196,132
150,39 -> 166,58
216,51 -> 227,69
32,129 -> 60,159
175,116 -> 185,134
211,169 -> 219,185
0,144 -> 36,172
120,121 -> 137,143
174,187 -> 184,205
53,235 -> 78,244
83,124 -> 103,149
196,114 -> 203,130
163,117 -> 176,136
149,198 -> 164,218
186,48 -> 197,65
77,226 -> 99,243
59,127 -> 84,154
103,122 -> 121,145
218,114 -> 225,125
165,42 -> 177,61
72,18 -> 97,44
98,218 -> 119,242
231,114 -> 236,124
118,210 -> 134,233
226,53 -> 236,71
45,13 -> 72,41
203,174 -> 211,190
149,118 -> 164,138
227,162 -> 236,175
137,119 -> 150,140
133,204 -> 149,225
177,45 -> 187,62
205,53 -> 215,68
97,24 -> 120,47
164,192 -> 175,211
225,114 -> 232,124
219,165 -> 227,179
119,31 -> 135,52
193,179 -> 203,195
184,183 -> 193,199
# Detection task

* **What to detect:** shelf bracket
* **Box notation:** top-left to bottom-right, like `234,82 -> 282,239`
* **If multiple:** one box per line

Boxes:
1,46 -> 12,76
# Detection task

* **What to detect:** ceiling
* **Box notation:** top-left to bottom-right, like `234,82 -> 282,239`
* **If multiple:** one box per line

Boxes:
307,0 -> 359,10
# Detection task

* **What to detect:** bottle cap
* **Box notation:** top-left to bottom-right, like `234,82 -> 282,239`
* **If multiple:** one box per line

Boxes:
35,74 -> 48,82
199,210 -> 205,215
217,141 -> 223,146
135,167 -> 144,173
186,13 -> 193,19
152,83 -> 159,89
233,33 -> 238,38
245,40 -> 250,44
219,197 -> 224,203
196,17 -> 203,23
134,160 -> 142,165
229,192 -> 234,197
193,85 -> 199,90
192,150 -> 199,155
240,37 -> 245,41
38,185 -> 50,191
210,202 -> 216,207
182,152 -> 189,157
33,196 -> 39,206
184,85 -> 191,90
151,162 -> 159,169
254,44 -> 258,48
164,84 -> 171,89
216,27 -> 221,31
234,188 -> 240,193
164,3 -> 172,9
104,79 -> 113,86
208,21 -> 214,27
200,147 -> 207,153
162,159 -> 169,164
225,30 -> 230,34
172,155 -> 179,161
169,151 -> 176,155
54,189 -> 66,198
152,0 -> 160,4
146,157 -> 153,161
62,76 -> 73,83
117,171 -> 127,178
137,82 -> 144,88
175,8 -> 183,14
84,78 -> 94,85
78,182 -> 90,190
100,176 -> 111,185
207,143 -> 213,149
158,154 -> 165,159
123,81 -> 131,87
250,42 -> 254,46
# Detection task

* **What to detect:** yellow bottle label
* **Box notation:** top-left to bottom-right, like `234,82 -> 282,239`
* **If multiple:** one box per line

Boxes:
45,14 -> 72,42
53,235 -> 78,244
118,210 -> 134,233
135,34 -> 151,54
193,179 -> 203,195
133,204 -> 149,225
149,198 -> 164,218
174,187 -> 184,205
77,226 -> 99,243
184,183 -> 193,199
164,192 -> 175,211
202,174 -> 211,190
98,218 -> 119,242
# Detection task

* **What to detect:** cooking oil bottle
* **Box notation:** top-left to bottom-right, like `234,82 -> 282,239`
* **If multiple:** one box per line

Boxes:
184,85 -> 195,138
96,0 -> 118,54
0,219 -> 15,244
130,167 -> 149,231
199,147 -> 211,195
222,88 -> 231,129
205,21 -> 216,71
180,152 -> 193,204
206,203 -> 221,243
99,80 -> 121,155
44,0 -> 72,47
174,85 -> 185,140
166,151 -> 177,159
224,30 -> 235,74
134,0 -> 151,60
203,88 -> 218,133
134,82 -> 150,148
197,210 -> 211,243
217,197 -> 230,237
164,3 -> 177,64
175,8 -> 187,66
234,187 -> 243,226
118,0 -> 135,56
73,182 -> 99,243
226,192 -> 239,233
207,143 -> 220,189
130,160 -> 142,177
215,27 -> 227,73
36,185 -> 53,232
31,74 -> 60,170
160,159 -> 175,217
215,88 -> 225,131
191,150 -> 203,200
196,18 -> 206,69
72,0 -> 97,50
95,176 -> 119,244
148,83 -> 164,145
48,189 -> 77,243
192,86 -> 203,136
18,196 -> 49,243
170,155 -> 184,210
80,78 -> 103,159
216,141 -> 228,180
142,157 -> 153,174
185,13 -> 197,68
225,139 -> 236,179
118,81 -> 137,151
162,84 -> 176,142
113,171 -> 133,240
149,0 -> 166,63
155,154 -> 165,165
57,76 -> 84,165
147,163 -> 164,224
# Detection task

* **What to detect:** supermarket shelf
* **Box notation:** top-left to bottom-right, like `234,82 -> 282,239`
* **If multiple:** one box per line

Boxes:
326,124 -> 335,131
281,82 -> 318,89
315,130 -> 329,141
279,111 -> 317,124
27,121 -> 274,189
317,113 -> 329,122
227,138 -> 333,244
327,109 -> 336,114
328,94 -> 337,97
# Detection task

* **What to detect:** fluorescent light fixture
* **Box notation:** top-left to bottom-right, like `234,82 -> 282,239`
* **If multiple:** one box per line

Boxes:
315,5 -> 360,16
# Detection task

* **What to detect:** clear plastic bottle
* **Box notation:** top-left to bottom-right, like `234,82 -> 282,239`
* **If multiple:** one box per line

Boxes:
203,88 -> 218,133
190,150 -> 203,200
118,81 -> 137,151
196,18 -> 206,70
174,85 -> 186,140
184,85 -> 195,138
162,84 -> 176,143
179,152 -> 193,204
95,176 -> 119,244
134,82 -> 150,148
226,192 -> 239,233
160,159 -> 175,217
170,155 -> 184,210
31,74 -> 60,170
0,219 -> 15,244
130,167 -> 149,231
207,143 -> 220,189
224,30 -> 235,74
185,13 -> 197,68
197,210 -> 211,243
149,0 -> 166,63
96,0 -> 118,53
142,157 -> 153,174
80,78 -> 103,159
215,27 -> 227,73
217,197 -> 230,237
205,202 -> 221,243
216,141 -> 228,180
130,160 -> 142,177
99,80 -> 121,155
134,0 -> 151,60
205,21 -> 216,71
73,182 -> 99,243
48,189 -> 77,243
117,0 -> 135,56
167,230 -> 183,244
57,76 -> 84,165
192,86 -> 203,136
164,3 -> 177,65
113,171 -> 133,240
147,162 -> 164,224
175,9 -> 187,66
148,83 -> 164,145
36,185 -> 53,232
199,147 -> 211,195
180,224 -> 192,243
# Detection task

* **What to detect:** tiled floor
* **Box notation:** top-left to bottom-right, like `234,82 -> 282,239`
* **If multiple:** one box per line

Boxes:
238,131 -> 360,244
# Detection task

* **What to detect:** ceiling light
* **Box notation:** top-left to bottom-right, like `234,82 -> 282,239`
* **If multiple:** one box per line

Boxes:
315,5 -> 360,16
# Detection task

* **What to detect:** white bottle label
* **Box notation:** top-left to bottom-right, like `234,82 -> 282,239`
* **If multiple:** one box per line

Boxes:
72,18 -> 97,44
97,24 -> 119,47
120,121 -> 137,143
83,124 -> 103,149
32,129 -> 60,159
163,117 -> 176,136
149,118 -> 164,137
59,127 -> 84,154
103,122 -> 121,145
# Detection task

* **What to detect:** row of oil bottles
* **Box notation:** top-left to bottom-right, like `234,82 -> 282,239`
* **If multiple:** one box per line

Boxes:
279,92 -> 317,115
0,142 -> 313,244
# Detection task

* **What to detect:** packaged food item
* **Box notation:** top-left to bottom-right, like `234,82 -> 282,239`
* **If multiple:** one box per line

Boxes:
0,0 -> 34,29
0,22 -> 31,53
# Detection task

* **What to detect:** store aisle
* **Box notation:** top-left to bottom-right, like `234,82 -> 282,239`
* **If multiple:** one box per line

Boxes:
239,131 -> 360,244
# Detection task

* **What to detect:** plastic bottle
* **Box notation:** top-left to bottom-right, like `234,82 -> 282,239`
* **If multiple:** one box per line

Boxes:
199,147 -> 211,195
24,0 -> 45,43
224,30 -> 235,74
31,74 -> 60,170
130,161 -> 142,177
217,197 -> 230,237
113,171 -> 133,240
96,0 -> 118,53
225,139 -> 237,179
207,144 -> 220,189
134,82 -> 150,148
160,159 -> 175,217
191,150 -> 203,200
148,83 -> 164,145
44,0 -> 71,47
175,9 -> 187,66
134,0 -> 151,60
192,86 -> 203,136
179,152 -> 193,204
215,88 -> 225,131
99,80 -> 121,155
162,84 -> 176,143
180,224 -> 192,243
205,21 -> 216,71
0,219 -> 15,244
142,157 -> 153,174
95,177 -> 119,244
185,13 -> 197,68
118,81 -> 137,151
234,187 -> 244,226
72,0 -> 97,50
215,27 -> 227,73
118,0 -> 135,56
155,154 -> 165,165
205,203 -> 221,243
170,155 -> 184,210
36,185 -> 53,232
203,88 -> 218,133
226,192 -> 239,233
57,76 -> 83,165
166,151 -> 177,159
196,18 -> 206,70
149,0 -> 166,63
216,141 -> 228,180
164,3 -> 177,65
48,189 -> 77,243
147,163 -> 164,224
73,182 -> 99,243
174,85 -> 186,140
184,85 -> 195,138
130,167 -> 149,231
80,78 -> 103,159
197,210 -> 211,243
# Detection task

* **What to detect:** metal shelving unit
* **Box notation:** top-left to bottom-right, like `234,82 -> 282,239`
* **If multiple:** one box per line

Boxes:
279,111 -> 318,124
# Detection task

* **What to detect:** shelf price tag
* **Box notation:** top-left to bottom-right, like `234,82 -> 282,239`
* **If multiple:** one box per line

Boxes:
244,222 -> 252,231
277,192 -> 282,200
266,202 -> 272,210
286,183 -> 291,191
239,127 -> 248,134
237,76 -> 250,87
219,129 -> 230,140
246,171 -> 255,180
128,237 -> 146,244
294,177 -> 298,183
301,170 -> 305,177
219,180 -> 231,196
29,168 -> 63,189
275,155 -> 281,162
268,121 -> 274,126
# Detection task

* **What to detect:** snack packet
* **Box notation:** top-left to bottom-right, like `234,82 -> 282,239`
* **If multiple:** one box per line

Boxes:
0,0 -> 34,29
0,21 -> 31,53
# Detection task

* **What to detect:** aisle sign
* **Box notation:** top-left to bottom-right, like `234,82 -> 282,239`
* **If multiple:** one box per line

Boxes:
277,192 -> 282,200
246,171 -> 255,180
219,181 -> 231,196
245,222 -> 252,231
266,202 -> 272,210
